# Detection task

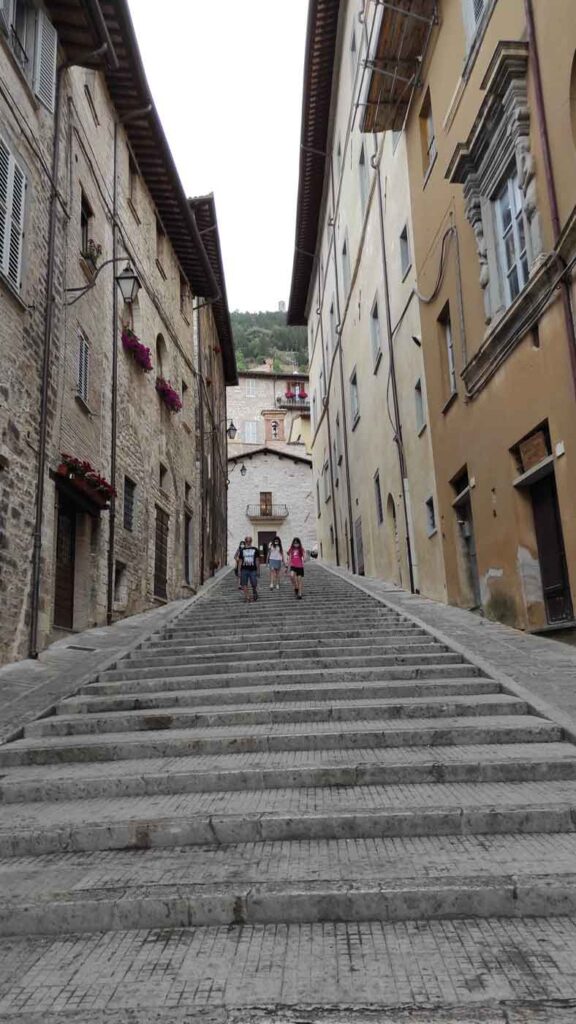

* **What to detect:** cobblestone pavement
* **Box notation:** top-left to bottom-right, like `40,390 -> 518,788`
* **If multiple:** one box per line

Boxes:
2,564 -> 576,1021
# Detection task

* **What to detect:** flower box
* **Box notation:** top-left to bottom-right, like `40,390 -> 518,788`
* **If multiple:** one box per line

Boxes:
121,328 -> 153,372
285,390 -> 295,400
298,390 -> 308,400
57,454 -> 116,507
156,377 -> 183,412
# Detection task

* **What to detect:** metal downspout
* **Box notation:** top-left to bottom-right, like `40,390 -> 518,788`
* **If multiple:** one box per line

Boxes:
329,159 -> 356,573
374,157 -> 415,593
196,303 -> 206,584
523,0 -> 576,398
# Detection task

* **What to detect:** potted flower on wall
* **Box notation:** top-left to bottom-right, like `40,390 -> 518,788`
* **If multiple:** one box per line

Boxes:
285,387 -> 295,400
297,384 -> 308,400
156,377 -> 183,412
121,327 -> 153,372
57,453 -> 116,507
82,239 -> 102,269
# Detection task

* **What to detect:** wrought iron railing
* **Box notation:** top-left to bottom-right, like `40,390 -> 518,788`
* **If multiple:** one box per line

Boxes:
246,504 -> 289,519
276,395 -> 310,410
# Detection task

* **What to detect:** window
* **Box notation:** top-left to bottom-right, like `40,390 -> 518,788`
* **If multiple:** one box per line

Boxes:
184,480 -> 191,504
323,461 -> 331,502
494,170 -> 529,306
374,471 -> 384,525
181,380 -> 188,415
128,152 -> 138,208
260,491 -> 273,515
350,370 -> 359,425
155,216 -> 166,275
159,462 -> 168,490
1,4 -> 57,110
370,297 -> 381,366
184,511 -> 193,584
0,137 -> 26,290
329,300 -> 337,354
179,273 -> 189,317
245,378 -> 256,397
341,235 -> 351,296
77,331 -> 89,402
399,225 -> 411,278
154,506 -> 169,599
425,496 -> 437,536
462,0 -> 487,42
359,144 -> 369,214
80,192 -> 93,256
123,477 -> 136,531
439,303 -> 457,398
244,420 -> 259,443
415,379 -> 426,432
419,89 -> 436,175
316,480 -> 321,517
114,561 -> 127,605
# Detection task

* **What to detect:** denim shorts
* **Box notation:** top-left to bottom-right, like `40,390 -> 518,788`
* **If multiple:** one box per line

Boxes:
241,568 -> 258,588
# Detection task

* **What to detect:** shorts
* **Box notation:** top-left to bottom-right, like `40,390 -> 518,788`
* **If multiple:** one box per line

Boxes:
241,568 -> 258,588
269,559 -> 282,571
290,566 -> 304,577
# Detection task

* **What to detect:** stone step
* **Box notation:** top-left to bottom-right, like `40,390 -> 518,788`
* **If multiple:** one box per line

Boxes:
2,777 -> 576,855
2,917 -> 576,1017
2,742 -> 576,804
124,640 -> 447,670
3,866 -> 576,936
164,614 -> 409,635
59,677 -> 501,715
141,630 -> 432,656
0,715 -> 558,768
26,694 -> 528,740
87,663 -> 482,696
151,623 -> 426,646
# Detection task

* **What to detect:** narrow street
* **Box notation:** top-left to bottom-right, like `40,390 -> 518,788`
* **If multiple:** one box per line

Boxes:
1,564 -> 576,1021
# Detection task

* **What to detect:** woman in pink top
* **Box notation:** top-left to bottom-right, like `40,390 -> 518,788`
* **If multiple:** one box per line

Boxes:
286,537 -> 306,599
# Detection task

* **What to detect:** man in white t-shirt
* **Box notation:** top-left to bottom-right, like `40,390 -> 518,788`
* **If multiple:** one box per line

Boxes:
238,535 -> 260,602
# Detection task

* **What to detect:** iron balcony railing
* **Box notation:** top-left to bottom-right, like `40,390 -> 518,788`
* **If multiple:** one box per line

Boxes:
275,395 -> 310,411
246,504 -> 289,519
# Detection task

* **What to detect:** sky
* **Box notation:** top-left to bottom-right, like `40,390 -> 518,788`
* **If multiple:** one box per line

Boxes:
127,0 -> 309,313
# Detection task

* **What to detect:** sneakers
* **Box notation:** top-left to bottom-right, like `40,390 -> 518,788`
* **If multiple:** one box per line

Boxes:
253,591 -> 258,601
270,584 -> 274,590
276,584 -> 280,590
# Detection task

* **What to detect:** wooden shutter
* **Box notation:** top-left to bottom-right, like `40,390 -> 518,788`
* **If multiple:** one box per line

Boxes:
78,333 -> 89,401
0,139 -> 9,279
34,10 -> 57,112
0,138 -> 26,290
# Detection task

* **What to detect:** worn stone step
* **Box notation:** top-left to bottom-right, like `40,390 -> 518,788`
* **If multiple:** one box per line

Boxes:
60,677 -> 501,715
151,623 -> 426,646
3,742 -> 576,804
0,715 -> 559,767
2,870 -> 576,936
86,664 -> 482,697
2,777 -> 576,855
125,640 -> 447,670
165,613 -> 409,634
3,917 -> 576,1018
26,694 -> 528,740
141,631 -> 432,657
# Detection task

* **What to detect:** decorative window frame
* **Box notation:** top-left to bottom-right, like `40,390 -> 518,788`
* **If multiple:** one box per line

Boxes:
447,42 -> 544,330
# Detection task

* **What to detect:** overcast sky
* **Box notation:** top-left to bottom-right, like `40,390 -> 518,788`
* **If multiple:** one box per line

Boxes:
127,1 -> 309,313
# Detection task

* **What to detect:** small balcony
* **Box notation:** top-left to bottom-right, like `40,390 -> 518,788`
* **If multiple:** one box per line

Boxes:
246,504 -> 289,521
276,395 -> 310,413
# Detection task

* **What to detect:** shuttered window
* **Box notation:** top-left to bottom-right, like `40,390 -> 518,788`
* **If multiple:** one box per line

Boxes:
154,507 -> 169,598
77,331 -> 89,402
0,137 -> 26,291
123,477 -> 136,531
33,10 -> 57,112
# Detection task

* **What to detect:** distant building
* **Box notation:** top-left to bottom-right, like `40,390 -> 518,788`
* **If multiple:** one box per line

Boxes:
227,369 -> 315,559
278,300 -> 286,312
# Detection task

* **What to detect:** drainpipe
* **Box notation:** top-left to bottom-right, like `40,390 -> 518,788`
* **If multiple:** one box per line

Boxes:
328,159 -> 356,573
196,302 -> 207,584
106,105 -> 152,625
374,156 -> 415,594
317,286 -> 340,565
524,0 -> 576,396
29,43 -> 109,658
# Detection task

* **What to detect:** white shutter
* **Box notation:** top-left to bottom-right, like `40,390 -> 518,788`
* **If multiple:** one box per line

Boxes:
472,0 -> 485,23
33,10 -> 57,112
78,333 -> 89,401
0,139 -> 9,279
0,0 -> 12,35
7,159 -> 25,288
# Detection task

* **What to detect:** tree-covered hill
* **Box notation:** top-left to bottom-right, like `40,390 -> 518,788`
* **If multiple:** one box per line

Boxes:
230,311 -> 308,372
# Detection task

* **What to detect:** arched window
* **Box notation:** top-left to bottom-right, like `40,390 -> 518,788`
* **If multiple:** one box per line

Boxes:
156,334 -> 167,377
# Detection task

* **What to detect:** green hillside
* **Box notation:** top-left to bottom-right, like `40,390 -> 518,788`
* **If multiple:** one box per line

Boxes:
230,311 -> 308,372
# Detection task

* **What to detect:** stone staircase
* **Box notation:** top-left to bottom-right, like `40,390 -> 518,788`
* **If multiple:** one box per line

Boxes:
2,564 -> 576,1020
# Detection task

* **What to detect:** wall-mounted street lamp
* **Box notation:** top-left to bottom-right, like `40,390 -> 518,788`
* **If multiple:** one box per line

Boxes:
226,460 -> 247,487
65,257 -> 142,307
226,420 -> 238,440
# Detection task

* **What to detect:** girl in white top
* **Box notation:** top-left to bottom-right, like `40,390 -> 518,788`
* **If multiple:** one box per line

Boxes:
267,536 -> 284,590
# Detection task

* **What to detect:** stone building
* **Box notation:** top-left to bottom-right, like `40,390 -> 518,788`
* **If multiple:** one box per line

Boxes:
0,0 -> 236,665
288,0 -> 446,597
226,369 -> 315,559
289,0 -> 576,635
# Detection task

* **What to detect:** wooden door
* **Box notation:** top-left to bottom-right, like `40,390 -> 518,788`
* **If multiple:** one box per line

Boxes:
154,506 -> 169,599
531,475 -> 573,623
260,491 -> 272,516
54,499 -> 76,629
354,516 -> 365,576
457,498 -> 481,609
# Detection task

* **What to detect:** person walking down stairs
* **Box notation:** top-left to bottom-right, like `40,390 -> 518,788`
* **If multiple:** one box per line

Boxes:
238,536 -> 259,603
287,537 -> 306,599
267,536 -> 284,590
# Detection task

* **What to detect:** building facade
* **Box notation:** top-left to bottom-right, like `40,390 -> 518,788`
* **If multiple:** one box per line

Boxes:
290,0 -> 576,634
288,0 -> 446,598
226,369 -> 315,559
0,0 -> 236,666
359,0 -> 576,631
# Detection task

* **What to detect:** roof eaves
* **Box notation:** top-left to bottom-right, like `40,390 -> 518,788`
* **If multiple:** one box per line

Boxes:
189,195 -> 238,386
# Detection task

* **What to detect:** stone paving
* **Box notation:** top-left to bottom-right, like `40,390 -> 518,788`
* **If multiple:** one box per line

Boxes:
1,564 -> 576,1021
